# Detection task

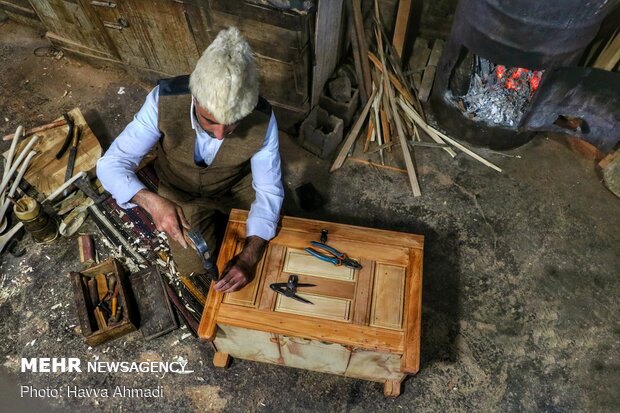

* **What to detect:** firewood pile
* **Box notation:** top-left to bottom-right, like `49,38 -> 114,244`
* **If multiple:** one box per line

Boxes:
331,0 -> 502,197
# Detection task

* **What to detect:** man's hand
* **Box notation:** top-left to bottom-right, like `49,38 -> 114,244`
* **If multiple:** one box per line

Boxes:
214,236 -> 267,293
132,189 -> 190,248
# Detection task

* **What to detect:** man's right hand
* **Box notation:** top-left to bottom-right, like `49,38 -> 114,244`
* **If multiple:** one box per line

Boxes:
132,189 -> 190,248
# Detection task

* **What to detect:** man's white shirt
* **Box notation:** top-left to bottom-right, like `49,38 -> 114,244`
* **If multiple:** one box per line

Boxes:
96,85 -> 284,241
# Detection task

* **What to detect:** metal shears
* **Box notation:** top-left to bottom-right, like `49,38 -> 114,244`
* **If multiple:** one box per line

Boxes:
269,274 -> 315,305
304,241 -> 363,269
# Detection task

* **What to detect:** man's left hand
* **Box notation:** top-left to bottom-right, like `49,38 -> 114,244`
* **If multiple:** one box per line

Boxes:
214,236 -> 267,293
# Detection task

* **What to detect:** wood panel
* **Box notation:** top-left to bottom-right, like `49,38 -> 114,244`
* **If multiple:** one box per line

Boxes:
275,273 -> 356,301
90,0 -> 200,74
2,108 -> 101,198
213,325 -> 282,364
283,247 -> 356,280
209,0 -> 308,32
273,230 -> 410,267
280,336 -> 350,375
197,222 -> 242,341
257,244 -> 286,310
400,248 -> 423,373
29,0 -> 118,60
222,240 -> 268,307
352,259 -> 374,325
311,0 -> 344,107
275,293 -> 352,322
369,263 -> 406,330
345,349 -> 405,382
216,304 -> 404,353
228,209 -> 424,249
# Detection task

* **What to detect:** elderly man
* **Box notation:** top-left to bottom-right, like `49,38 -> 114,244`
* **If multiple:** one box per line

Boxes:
97,27 -> 284,293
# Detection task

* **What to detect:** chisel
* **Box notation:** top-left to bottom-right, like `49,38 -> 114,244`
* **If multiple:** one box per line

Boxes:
64,125 -> 80,181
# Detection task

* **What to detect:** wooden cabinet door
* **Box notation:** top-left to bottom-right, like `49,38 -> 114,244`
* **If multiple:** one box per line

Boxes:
200,209 -> 424,375
89,0 -> 199,74
29,0 -> 118,60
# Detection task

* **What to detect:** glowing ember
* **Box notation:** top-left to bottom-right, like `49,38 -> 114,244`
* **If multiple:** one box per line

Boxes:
449,56 -> 545,127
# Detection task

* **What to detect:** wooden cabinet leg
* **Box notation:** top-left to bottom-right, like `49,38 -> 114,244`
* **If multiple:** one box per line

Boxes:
384,380 -> 402,397
213,352 -> 230,368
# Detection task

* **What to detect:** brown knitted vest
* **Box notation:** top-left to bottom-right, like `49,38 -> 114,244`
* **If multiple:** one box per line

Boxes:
154,76 -> 270,198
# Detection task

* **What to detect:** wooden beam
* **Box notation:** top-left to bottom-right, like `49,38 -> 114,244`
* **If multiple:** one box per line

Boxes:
330,89 -> 377,172
345,0 -> 368,104
594,30 -> 620,71
392,0 -> 412,60
311,0 -> 345,107
418,39 -> 444,102
349,157 -> 407,174
350,0 -> 373,98
375,20 -> 422,196
368,51 -> 414,104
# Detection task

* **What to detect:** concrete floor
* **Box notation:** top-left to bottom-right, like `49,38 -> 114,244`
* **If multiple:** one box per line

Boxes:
1,20 -> 619,413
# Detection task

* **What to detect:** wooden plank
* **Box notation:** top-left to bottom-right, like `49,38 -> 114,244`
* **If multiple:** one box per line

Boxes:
345,0 -> 368,104
350,0 -> 372,98
2,108 -> 101,198
418,39 -> 444,102
330,88 -> 377,172
283,248 -> 356,280
593,30 -> 620,71
3,118 -> 66,141
208,0 -> 306,31
0,0 -> 37,18
353,258 -> 374,325
367,52 -> 414,108
272,231 -> 410,267
213,325 -> 282,364
349,157 -> 407,174
409,38 -> 431,91
217,304 -> 405,353
346,349 -> 405,382
369,263 -> 406,330
197,222 -> 242,341
280,336 -> 351,375
376,26 -> 422,197
400,248 -> 423,373
257,244 -> 286,311
392,0 -> 412,60
278,274 -> 357,301
274,293 -> 352,322
228,209 -> 425,250
311,0 -> 344,107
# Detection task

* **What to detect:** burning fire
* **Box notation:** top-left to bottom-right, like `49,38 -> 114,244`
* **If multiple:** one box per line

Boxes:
495,65 -> 542,93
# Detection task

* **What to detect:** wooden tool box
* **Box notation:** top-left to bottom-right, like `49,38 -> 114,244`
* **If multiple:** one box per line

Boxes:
198,210 -> 424,397
70,258 -> 137,346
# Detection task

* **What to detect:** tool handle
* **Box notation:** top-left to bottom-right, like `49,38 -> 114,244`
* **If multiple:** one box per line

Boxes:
309,241 -> 343,258
305,247 -> 338,265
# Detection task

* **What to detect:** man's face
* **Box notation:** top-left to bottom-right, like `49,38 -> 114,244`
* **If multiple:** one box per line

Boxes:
194,100 -> 238,140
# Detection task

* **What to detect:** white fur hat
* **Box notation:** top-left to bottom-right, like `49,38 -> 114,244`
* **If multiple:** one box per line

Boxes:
189,27 -> 258,124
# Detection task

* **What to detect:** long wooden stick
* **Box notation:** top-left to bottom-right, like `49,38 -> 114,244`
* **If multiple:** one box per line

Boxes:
375,23 -> 422,196
368,51 -> 414,103
349,157 -> 407,173
351,0 -> 373,99
392,0 -> 412,59
330,89 -> 377,172
345,0 -> 368,104
2,118 -> 67,141
397,97 -> 457,158
363,118 -> 375,153
397,97 -> 502,172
